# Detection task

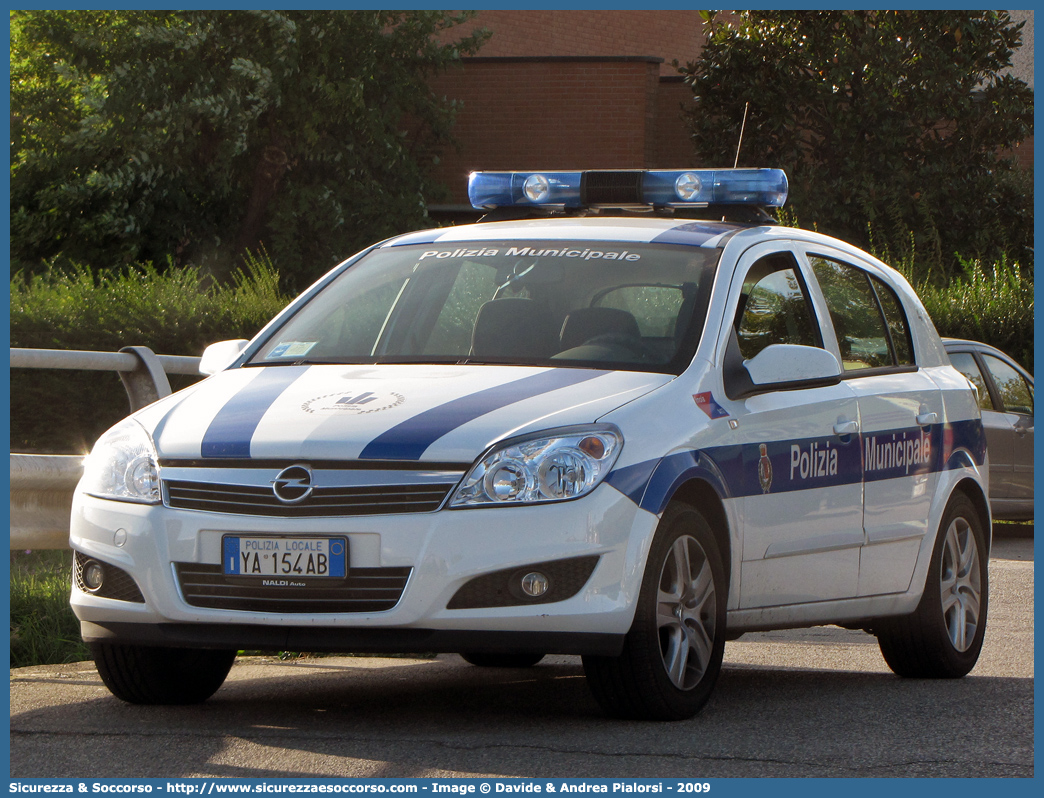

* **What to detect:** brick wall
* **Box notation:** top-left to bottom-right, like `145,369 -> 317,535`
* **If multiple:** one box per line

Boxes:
429,58 -> 665,205
654,78 -> 698,167
443,10 -> 707,76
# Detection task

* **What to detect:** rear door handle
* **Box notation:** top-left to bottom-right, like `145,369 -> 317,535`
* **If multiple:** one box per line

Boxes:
833,420 -> 859,436
916,412 -> 938,427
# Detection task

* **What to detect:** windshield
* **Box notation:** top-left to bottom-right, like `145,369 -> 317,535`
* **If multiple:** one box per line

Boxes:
250,241 -> 721,374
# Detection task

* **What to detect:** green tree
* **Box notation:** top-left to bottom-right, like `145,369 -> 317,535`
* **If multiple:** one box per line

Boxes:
11,10 -> 488,286
679,11 -> 1033,281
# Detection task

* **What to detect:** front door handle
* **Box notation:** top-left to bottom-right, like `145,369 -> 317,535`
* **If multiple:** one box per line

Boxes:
833,419 -> 859,436
916,411 -> 938,427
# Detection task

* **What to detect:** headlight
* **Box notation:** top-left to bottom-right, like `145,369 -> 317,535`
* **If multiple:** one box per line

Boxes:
450,426 -> 622,508
80,418 -> 161,504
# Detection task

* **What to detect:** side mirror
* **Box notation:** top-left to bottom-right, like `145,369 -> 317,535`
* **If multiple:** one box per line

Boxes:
198,339 -> 249,376
744,344 -> 841,390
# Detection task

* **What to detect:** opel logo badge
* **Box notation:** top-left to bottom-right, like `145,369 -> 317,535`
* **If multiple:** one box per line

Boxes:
271,464 -> 314,504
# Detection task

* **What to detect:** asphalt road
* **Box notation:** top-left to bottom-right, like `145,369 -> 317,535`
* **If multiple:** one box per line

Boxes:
10,535 -> 1033,779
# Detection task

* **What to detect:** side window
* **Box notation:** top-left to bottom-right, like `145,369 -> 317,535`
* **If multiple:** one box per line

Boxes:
735,256 -> 820,361
811,257 -> 898,371
982,355 -> 1034,416
948,352 -> 994,412
869,275 -> 914,365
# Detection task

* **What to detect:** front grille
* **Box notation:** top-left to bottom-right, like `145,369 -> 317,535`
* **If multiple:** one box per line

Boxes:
175,562 -> 412,613
74,552 -> 145,603
165,480 -> 456,517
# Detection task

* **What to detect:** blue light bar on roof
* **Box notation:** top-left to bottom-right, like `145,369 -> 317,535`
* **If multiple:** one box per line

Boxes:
468,171 -> 583,209
468,168 -> 788,210
642,169 -> 788,207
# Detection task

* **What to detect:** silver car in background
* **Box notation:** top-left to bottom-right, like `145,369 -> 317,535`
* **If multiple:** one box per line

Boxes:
944,338 -> 1034,521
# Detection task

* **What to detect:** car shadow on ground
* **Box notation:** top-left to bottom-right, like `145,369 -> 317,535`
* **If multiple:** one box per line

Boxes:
10,654 -> 1035,779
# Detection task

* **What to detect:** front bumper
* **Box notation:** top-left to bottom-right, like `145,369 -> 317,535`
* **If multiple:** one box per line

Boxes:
70,483 -> 659,652
78,621 -> 625,656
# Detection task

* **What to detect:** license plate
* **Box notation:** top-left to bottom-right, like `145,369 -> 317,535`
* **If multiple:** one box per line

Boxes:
222,536 -> 347,579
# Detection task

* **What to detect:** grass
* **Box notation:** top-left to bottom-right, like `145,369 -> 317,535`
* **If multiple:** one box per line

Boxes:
9,550 -> 435,668
10,550 -> 90,668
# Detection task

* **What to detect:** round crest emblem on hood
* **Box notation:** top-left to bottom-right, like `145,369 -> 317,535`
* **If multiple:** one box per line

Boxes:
271,464 -> 314,504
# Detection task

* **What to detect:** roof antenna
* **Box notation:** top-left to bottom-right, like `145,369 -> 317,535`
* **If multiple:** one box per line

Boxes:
733,102 -> 750,169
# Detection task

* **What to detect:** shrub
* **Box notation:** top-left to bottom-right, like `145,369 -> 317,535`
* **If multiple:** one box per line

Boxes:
915,257 -> 1034,372
10,255 -> 291,452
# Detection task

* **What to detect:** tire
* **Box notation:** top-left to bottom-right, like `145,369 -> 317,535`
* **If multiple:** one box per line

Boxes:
583,502 -> 727,721
90,643 -> 236,705
460,652 -> 545,668
876,492 -> 988,678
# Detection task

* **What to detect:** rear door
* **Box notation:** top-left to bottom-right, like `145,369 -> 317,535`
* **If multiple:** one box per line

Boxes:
947,349 -> 1013,497
979,352 -> 1034,506
802,249 -> 939,597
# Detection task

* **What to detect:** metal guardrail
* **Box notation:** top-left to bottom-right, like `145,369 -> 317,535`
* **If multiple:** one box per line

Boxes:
10,347 -> 202,549
10,346 -> 202,411
10,454 -> 86,550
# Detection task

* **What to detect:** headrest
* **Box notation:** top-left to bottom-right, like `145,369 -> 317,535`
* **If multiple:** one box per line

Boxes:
471,298 -> 557,358
559,307 -> 641,351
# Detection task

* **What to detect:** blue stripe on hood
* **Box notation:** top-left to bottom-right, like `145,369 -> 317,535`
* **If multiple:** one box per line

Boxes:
359,369 -> 609,461
200,367 -> 309,458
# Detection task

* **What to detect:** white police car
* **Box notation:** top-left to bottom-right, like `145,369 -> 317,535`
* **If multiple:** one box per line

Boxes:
70,168 -> 990,720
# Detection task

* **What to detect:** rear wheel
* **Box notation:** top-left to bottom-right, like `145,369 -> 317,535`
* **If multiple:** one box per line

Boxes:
583,502 -> 726,720
876,493 -> 988,678
460,652 -> 545,668
90,643 -> 236,704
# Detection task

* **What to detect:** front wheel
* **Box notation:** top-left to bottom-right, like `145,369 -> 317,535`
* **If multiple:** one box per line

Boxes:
90,643 -> 236,704
583,502 -> 727,720
876,492 -> 989,678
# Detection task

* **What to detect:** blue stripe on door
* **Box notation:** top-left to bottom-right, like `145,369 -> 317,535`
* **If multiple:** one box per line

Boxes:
608,419 -> 986,512
200,367 -> 308,458
359,369 -> 609,461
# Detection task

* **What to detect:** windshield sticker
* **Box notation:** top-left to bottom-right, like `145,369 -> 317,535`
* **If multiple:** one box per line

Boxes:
418,247 -> 641,262
302,391 -> 405,415
267,342 -> 317,359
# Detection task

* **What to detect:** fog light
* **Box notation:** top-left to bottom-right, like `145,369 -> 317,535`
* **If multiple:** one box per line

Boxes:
83,561 -> 105,592
521,572 -> 549,598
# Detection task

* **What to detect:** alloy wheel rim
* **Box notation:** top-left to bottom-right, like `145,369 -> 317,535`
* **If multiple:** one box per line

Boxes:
939,517 -> 981,652
656,535 -> 717,690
